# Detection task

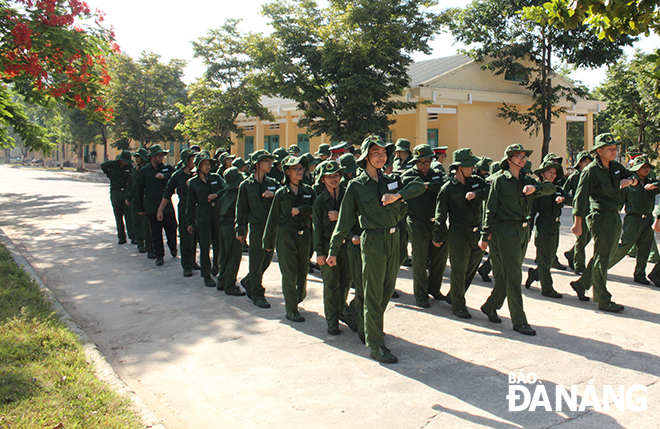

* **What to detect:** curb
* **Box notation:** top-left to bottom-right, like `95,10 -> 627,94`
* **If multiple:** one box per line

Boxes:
0,228 -> 166,429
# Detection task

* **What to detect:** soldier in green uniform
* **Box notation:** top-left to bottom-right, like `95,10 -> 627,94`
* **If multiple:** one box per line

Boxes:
267,147 -> 288,184
524,160 -> 570,298
217,167 -> 247,296
570,133 -> 638,312
327,135 -> 425,364
475,156 -> 494,282
478,144 -> 556,336
101,150 -> 134,244
313,161 -> 357,334
329,142 -> 349,161
217,152 -> 236,176
393,138 -> 414,172
433,148 -> 490,319
263,155 -> 316,322
157,149 -> 196,277
315,144 -> 331,162
431,146 -> 448,173
563,151 -> 594,274
646,205 -> 660,286
288,144 -> 301,156
186,153 -> 224,287
302,153 -> 319,186
126,148 -> 151,254
400,144 -> 448,307
235,150 -> 280,308
136,145 -> 177,266
232,157 -> 249,174
588,156 -> 658,284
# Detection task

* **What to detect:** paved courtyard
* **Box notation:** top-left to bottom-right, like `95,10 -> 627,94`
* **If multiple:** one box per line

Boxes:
0,165 -> 658,428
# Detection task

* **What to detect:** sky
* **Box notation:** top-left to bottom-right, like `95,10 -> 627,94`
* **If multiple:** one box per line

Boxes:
85,0 -> 660,89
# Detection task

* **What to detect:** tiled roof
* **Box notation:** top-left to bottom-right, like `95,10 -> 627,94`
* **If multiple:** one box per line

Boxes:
407,55 -> 473,87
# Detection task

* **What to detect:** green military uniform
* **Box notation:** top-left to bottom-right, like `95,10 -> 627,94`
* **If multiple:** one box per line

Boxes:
596,156 -> 659,283
126,149 -> 154,255
186,154 -> 224,286
570,134 -> 636,309
136,145 -> 177,262
563,151 -> 593,273
263,155 -> 316,321
400,144 -> 448,307
433,149 -> 489,318
217,167 -> 247,295
313,161 -> 354,333
481,144 -> 555,333
525,160 -> 571,297
475,156 -> 493,282
235,150 -> 280,307
329,136 -> 425,359
646,203 -> 660,286
163,149 -> 195,275
267,147 -> 288,184
101,151 -> 134,244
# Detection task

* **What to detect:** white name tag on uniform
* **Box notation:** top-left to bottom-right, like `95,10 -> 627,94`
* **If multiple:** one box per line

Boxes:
303,194 -> 311,198
268,186 -> 276,190
162,168 -> 169,172
387,182 -> 398,190
211,182 -> 217,185
614,170 -> 620,175
472,184 -> 479,188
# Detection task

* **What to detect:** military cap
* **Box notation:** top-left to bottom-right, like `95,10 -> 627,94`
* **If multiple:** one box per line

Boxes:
116,150 -> 133,163
288,144 -> 301,154
533,160 -> 562,178
218,152 -> 236,165
223,166 -> 245,189
250,149 -> 276,164
303,152 -> 319,166
629,156 -> 652,172
315,144 -> 331,157
356,135 -> 395,169
411,144 -> 434,161
475,156 -> 492,172
148,144 -> 169,158
395,138 -> 411,152
272,147 -> 289,163
194,152 -> 212,169
505,143 -> 533,158
318,160 -> 344,177
450,148 -> 480,169
574,150 -> 593,166
590,133 -> 620,153
180,148 -> 195,162
133,147 -> 149,162
231,157 -> 246,169
433,146 -> 448,155
281,154 -> 309,169
339,153 -> 358,174
330,141 -> 349,153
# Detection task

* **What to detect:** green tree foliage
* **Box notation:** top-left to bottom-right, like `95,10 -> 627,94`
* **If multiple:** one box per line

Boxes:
1,0 -> 115,152
248,0 -> 441,143
107,52 -> 187,148
443,0 -> 634,157
176,20 -> 273,150
594,52 -> 660,158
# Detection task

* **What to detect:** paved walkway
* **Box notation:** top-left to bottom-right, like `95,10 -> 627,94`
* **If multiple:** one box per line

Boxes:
1,165 -> 658,428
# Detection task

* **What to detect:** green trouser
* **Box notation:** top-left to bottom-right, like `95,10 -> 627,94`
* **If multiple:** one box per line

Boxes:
197,214 -> 220,280
627,234 -> 659,262
276,227 -> 310,314
568,217 -> 591,272
134,210 -> 154,254
218,224 -> 243,291
177,201 -> 195,271
320,244 -> 352,327
530,216 -> 561,294
347,240 -> 364,320
131,202 -> 144,249
575,211 -> 622,303
398,218 -> 409,265
483,220 -> 530,326
407,217 -> 446,304
243,223 -> 274,300
110,190 -> 132,241
607,215 -> 654,278
448,226 -> 484,312
361,228 -> 399,348
479,255 -> 491,276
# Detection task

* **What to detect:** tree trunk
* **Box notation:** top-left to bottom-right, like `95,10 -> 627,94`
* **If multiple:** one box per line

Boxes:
76,139 -> 85,172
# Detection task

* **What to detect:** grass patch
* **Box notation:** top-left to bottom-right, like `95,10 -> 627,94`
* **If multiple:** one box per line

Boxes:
0,242 -> 143,428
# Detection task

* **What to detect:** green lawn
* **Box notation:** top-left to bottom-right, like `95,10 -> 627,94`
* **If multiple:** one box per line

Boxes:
0,242 -> 143,428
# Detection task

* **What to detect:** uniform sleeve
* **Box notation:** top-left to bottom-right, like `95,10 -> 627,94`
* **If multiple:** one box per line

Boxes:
572,169 -> 592,218
426,167 -> 446,194
329,183 -> 358,257
530,178 -> 556,198
235,181 -> 249,237
186,183 -> 196,226
312,197 -> 327,256
398,176 -> 425,200
262,190 -> 281,250
473,177 -> 490,203
432,183 -> 449,244
163,173 -> 177,200
126,169 -> 137,200
136,168 -> 146,213
481,178 -> 500,242
100,160 -> 113,177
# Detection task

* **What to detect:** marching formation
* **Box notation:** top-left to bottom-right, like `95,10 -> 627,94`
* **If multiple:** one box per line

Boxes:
100,132 -> 659,364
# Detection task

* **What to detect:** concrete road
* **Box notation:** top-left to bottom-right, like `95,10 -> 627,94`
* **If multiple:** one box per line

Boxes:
1,165 -> 659,429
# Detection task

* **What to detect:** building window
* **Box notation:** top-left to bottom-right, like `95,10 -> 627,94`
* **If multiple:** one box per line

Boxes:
427,129 -> 438,148
297,134 -> 310,153
268,123 -> 280,130
243,125 -> 254,131
383,131 -> 393,143
244,136 -> 254,158
264,135 -> 279,152
504,63 -> 529,83
428,112 -> 438,121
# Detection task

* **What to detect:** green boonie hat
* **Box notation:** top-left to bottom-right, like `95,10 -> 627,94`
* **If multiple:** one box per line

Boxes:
148,144 -> 169,158
534,160 -> 562,178
133,147 -> 149,162
505,143 -> 533,158
315,144 -> 331,157
319,160 -> 344,176
273,147 -> 289,163
543,152 -> 563,165
303,153 -> 319,166
231,157 -> 246,169
281,154 -> 309,170
395,138 -> 411,152
250,149 -> 276,165
218,152 -> 236,165
288,144 -> 301,154
117,150 -> 133,163
180,148 -> 195,162
629,156 -> 652,172
450,148 -> 480,170
574,150 -> 593,166
223,167 -> 245,189
194,152 -> 212,169
356,135 -> 395,170
411,144 -> 434,161
475,156 -> 492,172
339,153 -> 358,174
590,133 -> 620,153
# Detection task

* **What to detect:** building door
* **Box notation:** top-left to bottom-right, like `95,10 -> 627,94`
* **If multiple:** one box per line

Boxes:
244,136 -> 254,158
297,134 -> 309,154
427,129 -> 438,148
264,135 -> 280,152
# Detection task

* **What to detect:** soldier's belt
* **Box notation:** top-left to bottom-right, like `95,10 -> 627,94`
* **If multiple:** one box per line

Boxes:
501,219 -> 528,228
369,227 -> 397,234
628,213 -> 651,218
283,224 -> 309,235
451,225 -> 481,232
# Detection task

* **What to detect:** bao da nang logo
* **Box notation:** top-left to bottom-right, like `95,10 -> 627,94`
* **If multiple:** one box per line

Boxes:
507,371 -> 647,412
